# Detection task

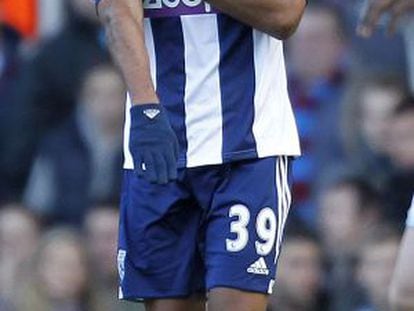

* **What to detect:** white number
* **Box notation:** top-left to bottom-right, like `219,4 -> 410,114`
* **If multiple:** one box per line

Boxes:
182,0 -> 202,7
226,205 -> 277,255
163,0 -> 180,8
226,205 -> 250,252
255,208 -> 277,256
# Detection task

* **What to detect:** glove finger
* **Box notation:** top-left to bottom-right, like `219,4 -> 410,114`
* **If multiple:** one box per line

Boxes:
143,151 -> 157,183
133,153 -> 145,177
153,151 -> 168,185
164,146 -> 178,181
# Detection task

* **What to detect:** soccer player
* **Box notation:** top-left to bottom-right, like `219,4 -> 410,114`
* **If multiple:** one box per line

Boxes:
95,0 -> 305,310
389,197 -> 414,310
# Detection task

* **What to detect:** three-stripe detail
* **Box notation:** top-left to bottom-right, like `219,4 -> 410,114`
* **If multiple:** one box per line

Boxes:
275,156 -> 291,264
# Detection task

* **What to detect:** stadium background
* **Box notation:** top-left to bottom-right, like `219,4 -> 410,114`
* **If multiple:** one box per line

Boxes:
0,0 -> 413,310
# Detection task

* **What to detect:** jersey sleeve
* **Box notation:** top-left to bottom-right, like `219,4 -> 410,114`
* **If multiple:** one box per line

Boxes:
406,195 -> 414,228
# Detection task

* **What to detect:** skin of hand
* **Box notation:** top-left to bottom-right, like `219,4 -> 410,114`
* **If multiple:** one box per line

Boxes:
357,0 -> 414,37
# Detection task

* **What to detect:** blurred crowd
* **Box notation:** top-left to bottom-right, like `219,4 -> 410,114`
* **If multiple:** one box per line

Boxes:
0,0 -> 413,310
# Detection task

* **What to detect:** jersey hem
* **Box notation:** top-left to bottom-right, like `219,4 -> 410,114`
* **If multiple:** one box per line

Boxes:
123,148 -> 301,170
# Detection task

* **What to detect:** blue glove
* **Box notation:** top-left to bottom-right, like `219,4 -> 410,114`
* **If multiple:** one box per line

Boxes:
129,104 -> 179,184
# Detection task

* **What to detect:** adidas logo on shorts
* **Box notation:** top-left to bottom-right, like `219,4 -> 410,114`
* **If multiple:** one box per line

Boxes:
247,257 -> 269,276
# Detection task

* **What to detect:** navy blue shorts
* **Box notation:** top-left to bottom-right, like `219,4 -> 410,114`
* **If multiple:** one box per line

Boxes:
117,156 -> 292,300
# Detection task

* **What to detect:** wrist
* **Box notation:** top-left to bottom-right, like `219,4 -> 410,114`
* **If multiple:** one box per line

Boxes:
130,91 -> 159,105
131,100 -> 160,106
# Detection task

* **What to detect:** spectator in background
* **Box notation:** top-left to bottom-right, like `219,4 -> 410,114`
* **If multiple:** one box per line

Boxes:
319,176 -> 383,257
383,96 -> 414,224
0,23 -> 21,201
84,204 -> 139,311
356,0 -> 414,92
0,299 -> 14,311
355,226 -> 401,311
287,2 -> 349,223
405,18 -> 414,92
85,204 -> 118,289
0,23 -> 20,105
268,226 -> 329,311
0,0 -> 109,202
318,176 -> 384,311
16,228 -> 96,311
342,74 -> 406,189
0,0 -> 38,39
24,64 -> 125,225
319,0 -> 407,73
0,204 -> 40,307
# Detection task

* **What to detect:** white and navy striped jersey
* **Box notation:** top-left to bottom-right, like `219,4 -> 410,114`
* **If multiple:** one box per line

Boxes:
123,1 -> 301,169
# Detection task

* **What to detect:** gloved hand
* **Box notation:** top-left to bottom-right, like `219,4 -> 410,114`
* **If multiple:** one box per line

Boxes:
129,104 -> 179,184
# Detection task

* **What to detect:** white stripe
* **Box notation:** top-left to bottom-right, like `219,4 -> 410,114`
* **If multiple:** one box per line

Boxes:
280,156 -> 288,228
268,279 -> 275,295
123,20 -> 158,170
123,94 -> 134,169
275,157 -> 292,264
287,158 -> 292,209
280,156 -> 291,232
181,15 -> 223,167
252,31 -> 301,157
284,157 -> 292,208
118,287 -> 124,300
275,157 -> 283,263
278,157 -> 287,259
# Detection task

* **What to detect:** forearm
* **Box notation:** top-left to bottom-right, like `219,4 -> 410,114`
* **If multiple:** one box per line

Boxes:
98,0 -> 158,104
207,0 -> 306,39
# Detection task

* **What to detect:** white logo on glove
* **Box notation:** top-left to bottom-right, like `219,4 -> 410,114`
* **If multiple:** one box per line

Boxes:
143,109 -> 161,119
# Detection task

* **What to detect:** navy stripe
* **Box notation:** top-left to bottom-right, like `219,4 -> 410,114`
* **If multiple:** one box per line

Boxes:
151,18 -> 188,167
217,15 -> 257,161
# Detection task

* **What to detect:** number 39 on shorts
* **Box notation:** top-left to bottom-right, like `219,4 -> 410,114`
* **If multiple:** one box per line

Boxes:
226,204 -> 277,256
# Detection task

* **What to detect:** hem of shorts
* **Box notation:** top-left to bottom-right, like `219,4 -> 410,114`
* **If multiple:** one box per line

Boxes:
119,284 -> 268,302
119,291 -> 204,302
207,282 -> 270,295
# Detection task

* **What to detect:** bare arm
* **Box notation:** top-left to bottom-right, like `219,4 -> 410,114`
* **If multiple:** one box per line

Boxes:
206,0 -> 306,40
97,0 -> 158,105
389,228 -> 414,311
